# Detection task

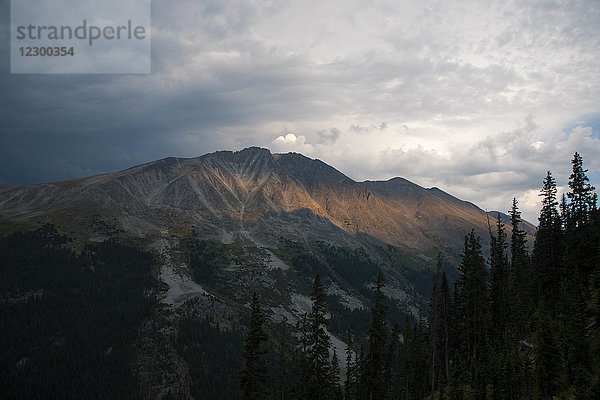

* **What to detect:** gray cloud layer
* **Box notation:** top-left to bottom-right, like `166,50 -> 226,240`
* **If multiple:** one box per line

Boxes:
1,0 -> 599,222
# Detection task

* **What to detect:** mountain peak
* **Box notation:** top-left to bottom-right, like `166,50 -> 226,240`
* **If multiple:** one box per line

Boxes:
0,147 -> 531,251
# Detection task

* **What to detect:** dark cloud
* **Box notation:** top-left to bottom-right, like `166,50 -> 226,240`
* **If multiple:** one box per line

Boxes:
0,0 -> 598,223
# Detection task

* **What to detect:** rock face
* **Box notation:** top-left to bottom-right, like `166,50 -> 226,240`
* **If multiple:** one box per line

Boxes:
0,146 -> 532,250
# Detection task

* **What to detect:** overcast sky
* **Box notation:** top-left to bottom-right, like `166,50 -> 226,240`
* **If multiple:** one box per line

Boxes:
1,0 -> 599,222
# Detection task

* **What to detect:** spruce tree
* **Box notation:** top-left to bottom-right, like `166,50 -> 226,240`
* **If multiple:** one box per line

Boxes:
489,214 -> 510,347
240,292 -> 269,400
568,152 -> 595,228
509,198 -> 534,339
439,270 -> 452,387
533,171 -> 564,317
344,330 -> 357,400
329,348 -> 343,400
366,272 -> 388,400
566,152 -> 597,284
454,230 -> 489,394
428,254 -> 445,395
532,172 -> 563,399
306,275 -> 332,400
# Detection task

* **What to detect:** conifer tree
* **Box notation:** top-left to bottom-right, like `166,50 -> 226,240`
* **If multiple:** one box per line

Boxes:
533,171 -> 564,317
509,198 -> 532,338
366,272 -> 388,400
428,254 -> 445,395
344,330 -> 357,400
568,152 -> 595,228
240,292 -> 269,400
532,172 -> 563,399
329,348 -> 343,400
566,152 -> 597,284
306,275 -> 332,400
454,230 -> 489,394
294,313 -> 311,400
489,214 -> 510,346
356,344 -> 368,400
439,270 -> 452,387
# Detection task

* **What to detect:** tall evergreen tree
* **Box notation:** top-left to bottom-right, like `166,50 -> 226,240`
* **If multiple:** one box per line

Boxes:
429,254 -> 446,396
566,152 -> 598,284
329,348 -> 343,400
532,172 -> 564,399
306,275 -> 332,400
533,171 -> 564,316
489,214 -> 510,347
439,269 -> 453,388
454,230 -> 489,395
344,330 -> 357,400
568,152 -> 595,228
240,292 -> 269,400
366,272 -> 388,400
509,198 -> 532,338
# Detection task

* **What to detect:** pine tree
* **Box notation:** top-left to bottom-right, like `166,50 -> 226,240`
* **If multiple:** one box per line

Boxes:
568,152 -> 595,228
489,214 -> 510,347
294,312 -> 312,400
240,292 -> 269,400
454,230 -> 489,395
439,270 -> 452,387
356,344 -> 368,400
533,171 -> 564,317
566,152 -> 598,285
306,275 -> 332,400
329,348 -> 343,400
532,172 -> 563,399
344,330 -> 357,400
429,254 -> 445,396
509,198 -> 532,338
366,272 -> 388,400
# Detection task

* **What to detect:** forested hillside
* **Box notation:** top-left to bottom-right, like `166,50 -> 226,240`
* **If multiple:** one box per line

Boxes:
0,226 -> 158,399
239,152 -> 600,400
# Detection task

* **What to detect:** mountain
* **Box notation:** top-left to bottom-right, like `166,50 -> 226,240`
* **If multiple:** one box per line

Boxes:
0,147 -> 536,399
0,147 -> 529,249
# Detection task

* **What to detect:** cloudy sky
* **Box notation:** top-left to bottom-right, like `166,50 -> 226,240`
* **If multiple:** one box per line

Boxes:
1,0 -> 599,222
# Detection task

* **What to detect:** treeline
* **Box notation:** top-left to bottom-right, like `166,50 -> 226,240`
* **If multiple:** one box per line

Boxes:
239,152 -> 600,400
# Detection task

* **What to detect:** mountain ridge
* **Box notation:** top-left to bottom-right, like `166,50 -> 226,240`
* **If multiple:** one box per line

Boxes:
0,147 -> 534,250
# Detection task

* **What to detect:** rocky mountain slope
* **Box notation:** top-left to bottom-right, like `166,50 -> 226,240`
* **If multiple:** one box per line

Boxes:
0,147 -> 532,249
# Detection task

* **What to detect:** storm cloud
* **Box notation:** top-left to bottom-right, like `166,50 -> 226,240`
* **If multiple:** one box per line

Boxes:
1,0 -> 599,222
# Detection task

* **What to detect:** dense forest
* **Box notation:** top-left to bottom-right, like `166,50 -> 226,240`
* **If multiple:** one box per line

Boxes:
0,226 -> 158,399
239,152 -> 600,400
